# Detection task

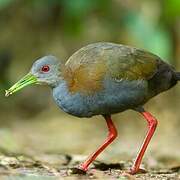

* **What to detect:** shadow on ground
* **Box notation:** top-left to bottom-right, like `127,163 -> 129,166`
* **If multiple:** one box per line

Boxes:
0,153 -> 179,180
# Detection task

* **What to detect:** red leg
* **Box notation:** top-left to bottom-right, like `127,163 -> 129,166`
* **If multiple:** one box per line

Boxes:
130,110 -> 158,174
79,115 -> 118,171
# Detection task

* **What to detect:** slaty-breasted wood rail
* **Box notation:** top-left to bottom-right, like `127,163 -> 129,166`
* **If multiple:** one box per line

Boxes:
5,42 -> 180,174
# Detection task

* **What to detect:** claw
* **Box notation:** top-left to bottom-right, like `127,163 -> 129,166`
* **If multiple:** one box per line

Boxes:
69,167 -> 87,175
128,167 -> 147,175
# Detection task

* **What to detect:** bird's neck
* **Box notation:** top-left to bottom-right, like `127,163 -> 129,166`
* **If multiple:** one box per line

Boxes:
52,67 -> 72,90
50,64 -> 68,88
50,79 -> 63,89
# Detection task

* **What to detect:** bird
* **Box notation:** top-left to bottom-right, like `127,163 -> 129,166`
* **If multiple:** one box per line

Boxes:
5,42 -> 180,174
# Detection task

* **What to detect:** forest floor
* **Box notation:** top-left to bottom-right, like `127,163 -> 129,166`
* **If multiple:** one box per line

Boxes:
0,153 -> 179,180
1,94 -> 180,179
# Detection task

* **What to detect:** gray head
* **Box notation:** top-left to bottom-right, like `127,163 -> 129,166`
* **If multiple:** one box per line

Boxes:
5,55 -> 63,97
31,55 -> 62,86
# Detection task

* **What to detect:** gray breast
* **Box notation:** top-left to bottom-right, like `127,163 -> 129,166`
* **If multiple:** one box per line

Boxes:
52,79 -> 148,118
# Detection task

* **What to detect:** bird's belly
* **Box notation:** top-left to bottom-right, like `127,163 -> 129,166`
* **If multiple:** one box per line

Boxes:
52,80 -> 148,117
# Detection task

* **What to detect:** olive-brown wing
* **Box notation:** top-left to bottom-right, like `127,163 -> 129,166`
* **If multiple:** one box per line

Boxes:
107,48 -> 159,81
64,43 -> 160,94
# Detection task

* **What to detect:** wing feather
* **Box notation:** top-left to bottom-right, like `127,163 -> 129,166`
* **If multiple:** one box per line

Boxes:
65,42 -> 159,93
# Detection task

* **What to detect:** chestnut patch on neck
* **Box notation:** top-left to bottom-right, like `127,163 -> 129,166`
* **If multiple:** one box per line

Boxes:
63,62 -> 107,94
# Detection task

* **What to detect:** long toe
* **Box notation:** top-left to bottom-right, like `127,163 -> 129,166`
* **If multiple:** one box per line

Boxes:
69,166 -> 87,175
128,167 -> 147,175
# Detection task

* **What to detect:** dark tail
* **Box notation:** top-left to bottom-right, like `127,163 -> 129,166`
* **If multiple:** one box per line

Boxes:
174,72 -> 180,81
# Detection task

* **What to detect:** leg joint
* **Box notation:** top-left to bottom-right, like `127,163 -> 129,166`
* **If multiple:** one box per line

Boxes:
108,128 -> 118,140
149,118 -> 158,129
142,111 -> 158,128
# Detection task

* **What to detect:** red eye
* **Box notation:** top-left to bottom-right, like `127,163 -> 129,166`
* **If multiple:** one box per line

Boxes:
41,65 -> 50,72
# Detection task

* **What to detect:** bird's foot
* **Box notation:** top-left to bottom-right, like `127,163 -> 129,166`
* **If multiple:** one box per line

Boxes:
127,167 -> 147,175
69,165 -> 87,175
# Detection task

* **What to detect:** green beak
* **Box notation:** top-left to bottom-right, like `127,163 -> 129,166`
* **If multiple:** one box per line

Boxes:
5,73 -> 38,97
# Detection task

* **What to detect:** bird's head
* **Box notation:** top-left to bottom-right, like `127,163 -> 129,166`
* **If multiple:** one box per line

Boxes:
5,55 -> 62,97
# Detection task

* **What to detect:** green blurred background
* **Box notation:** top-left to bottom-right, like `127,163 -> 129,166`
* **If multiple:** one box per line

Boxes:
0,0 -> 180,167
